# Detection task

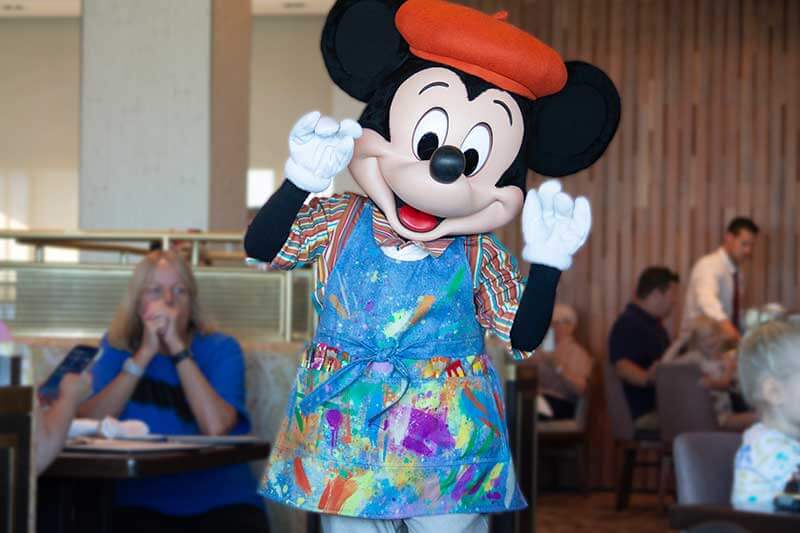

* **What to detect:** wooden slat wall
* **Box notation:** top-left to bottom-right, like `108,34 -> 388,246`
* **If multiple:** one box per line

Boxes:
462,0 -> 800,489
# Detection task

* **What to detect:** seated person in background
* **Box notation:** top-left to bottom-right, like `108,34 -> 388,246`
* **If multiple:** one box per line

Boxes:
1,319 -> 91,475
664,316 -> 757,431
78,251 -> 269,533
732,320 -> 800,512
526,304 -> 592,420
609,266 -> 679,431
36,372 -> 92,474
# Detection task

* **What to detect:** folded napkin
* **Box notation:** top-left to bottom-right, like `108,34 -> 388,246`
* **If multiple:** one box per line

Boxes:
68,417 -> 150,439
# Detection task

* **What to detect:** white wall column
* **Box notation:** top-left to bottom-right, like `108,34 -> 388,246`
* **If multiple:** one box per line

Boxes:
80,0 -> 251,232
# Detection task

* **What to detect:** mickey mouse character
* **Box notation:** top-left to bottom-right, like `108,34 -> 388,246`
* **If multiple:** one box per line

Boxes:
245,0 -> 619,530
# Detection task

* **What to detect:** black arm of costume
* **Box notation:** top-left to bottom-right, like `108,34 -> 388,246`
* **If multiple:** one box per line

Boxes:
509,264 -> 562,352
243,179 -> 309,262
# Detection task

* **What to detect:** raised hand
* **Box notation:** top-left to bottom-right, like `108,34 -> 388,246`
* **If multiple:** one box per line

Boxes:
159,306 -> 186,355
140,301 -> 168,360
521,179 -> 592,271
284,111 -> 363,193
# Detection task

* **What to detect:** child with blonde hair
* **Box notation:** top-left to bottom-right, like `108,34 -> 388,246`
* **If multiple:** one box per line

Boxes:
732,320 -> 800,511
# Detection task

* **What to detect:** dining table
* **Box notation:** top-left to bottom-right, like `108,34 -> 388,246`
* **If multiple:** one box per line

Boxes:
38,438 -> 271,533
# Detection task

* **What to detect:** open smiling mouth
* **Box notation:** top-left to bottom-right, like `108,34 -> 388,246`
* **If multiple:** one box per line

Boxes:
394,194 -> 444,233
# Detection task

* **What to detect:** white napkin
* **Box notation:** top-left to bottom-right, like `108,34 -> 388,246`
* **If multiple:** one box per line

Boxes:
68,418 -> 100,438
99,417 -> 149,439
68,417 -> 150,439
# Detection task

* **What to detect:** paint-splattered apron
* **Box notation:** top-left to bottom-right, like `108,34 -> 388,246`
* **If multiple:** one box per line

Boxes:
261,203 -> 526,519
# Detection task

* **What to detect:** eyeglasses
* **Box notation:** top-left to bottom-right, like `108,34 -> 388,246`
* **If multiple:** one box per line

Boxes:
142,285 -> 190,301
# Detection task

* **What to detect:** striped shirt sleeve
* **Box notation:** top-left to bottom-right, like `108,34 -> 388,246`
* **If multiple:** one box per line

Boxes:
470,233 -> 534,361
270,192 -> 354,270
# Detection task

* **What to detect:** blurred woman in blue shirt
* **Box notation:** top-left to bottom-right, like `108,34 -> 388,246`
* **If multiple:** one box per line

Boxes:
79,250 -> 269,533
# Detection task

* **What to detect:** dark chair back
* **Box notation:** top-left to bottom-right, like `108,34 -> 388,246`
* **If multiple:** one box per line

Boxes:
511,364 -> 538,533
0,386 -> 34,533
539,372 -> 592,435
603,361 -> 634,441
656,363 -> 718,443
673,431 -> 742,505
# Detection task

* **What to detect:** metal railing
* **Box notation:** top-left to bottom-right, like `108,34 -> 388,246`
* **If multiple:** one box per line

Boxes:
0,229 -> 247,266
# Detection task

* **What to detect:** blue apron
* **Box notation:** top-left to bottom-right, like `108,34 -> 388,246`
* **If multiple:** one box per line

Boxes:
261,203 -> 526,518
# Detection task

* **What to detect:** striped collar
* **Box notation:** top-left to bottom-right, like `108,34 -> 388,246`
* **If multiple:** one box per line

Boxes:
371,206 -> 455,258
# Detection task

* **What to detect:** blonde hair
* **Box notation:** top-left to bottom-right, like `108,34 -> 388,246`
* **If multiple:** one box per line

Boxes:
737,320 -> 800,410
686,315 -> 724,353
108,250 -> 214,353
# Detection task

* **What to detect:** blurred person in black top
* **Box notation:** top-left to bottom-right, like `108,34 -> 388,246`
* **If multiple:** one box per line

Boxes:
609,267 -> 679,431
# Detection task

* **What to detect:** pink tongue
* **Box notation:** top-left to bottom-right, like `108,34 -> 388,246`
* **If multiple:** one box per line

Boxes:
398,204 -> 439,233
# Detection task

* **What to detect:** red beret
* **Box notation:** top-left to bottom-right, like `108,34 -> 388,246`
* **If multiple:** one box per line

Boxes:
395,0 -> 567,100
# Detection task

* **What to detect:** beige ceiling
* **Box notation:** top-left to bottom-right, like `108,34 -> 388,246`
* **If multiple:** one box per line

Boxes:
0,0 -> 335,17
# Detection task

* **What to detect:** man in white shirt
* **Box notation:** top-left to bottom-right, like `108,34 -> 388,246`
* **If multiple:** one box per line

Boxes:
682,217 -> 759,341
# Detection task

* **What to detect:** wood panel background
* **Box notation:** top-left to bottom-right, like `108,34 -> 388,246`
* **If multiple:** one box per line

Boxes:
461,0 -> 800,489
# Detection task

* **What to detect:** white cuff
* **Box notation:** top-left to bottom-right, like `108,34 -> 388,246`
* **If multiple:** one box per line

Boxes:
522,244 -> 572,271
284,158 -> 331,193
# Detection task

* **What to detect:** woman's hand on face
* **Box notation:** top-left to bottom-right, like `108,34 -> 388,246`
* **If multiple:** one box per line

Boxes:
139,315 -> 164,361
139,301 -> 168,361
161,306 -> 186,355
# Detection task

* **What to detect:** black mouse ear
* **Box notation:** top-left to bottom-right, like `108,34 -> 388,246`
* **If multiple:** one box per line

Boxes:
527,61 -> 621,177
321,0 -> 409,103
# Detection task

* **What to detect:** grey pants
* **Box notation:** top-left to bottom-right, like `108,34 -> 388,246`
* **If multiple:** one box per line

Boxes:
320,513 -> 489,533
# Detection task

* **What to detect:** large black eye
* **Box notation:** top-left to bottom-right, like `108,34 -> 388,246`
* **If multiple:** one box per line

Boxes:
460,123 -> 492,176
412,108 -> 448,161
417,133 -> 439,160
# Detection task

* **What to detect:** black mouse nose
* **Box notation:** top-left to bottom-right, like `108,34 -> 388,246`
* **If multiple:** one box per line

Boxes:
429,146 -> 465,184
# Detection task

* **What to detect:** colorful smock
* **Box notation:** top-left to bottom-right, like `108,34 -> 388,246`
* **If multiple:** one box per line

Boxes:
261,199 -> 527,518
732,422 -> 800,512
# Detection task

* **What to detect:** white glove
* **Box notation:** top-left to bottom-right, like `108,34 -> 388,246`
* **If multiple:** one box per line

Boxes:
521,179 -> 592,271
284,111 -> 363,193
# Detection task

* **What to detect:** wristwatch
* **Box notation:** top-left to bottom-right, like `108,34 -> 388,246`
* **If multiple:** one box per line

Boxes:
123,358 -> 144,378
171,348 -> 193,367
